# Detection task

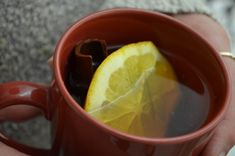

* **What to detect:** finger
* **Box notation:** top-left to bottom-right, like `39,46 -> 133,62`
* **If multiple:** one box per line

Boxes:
173,14 -> 231,52
0,141 -> 29,156
223,57 -> 235,120
201,120 -> 235,156
0,105 -> 41,123
47,56 -> 53,69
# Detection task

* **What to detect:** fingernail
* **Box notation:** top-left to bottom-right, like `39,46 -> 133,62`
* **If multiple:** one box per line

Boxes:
219,152 -> 226,156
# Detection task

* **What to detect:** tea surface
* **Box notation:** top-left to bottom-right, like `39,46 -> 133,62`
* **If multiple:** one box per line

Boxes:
66,44 -> 211,138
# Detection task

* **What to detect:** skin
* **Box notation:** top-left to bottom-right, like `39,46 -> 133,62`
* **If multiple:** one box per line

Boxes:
174,14 -> 235,156
0,14 -> 234,156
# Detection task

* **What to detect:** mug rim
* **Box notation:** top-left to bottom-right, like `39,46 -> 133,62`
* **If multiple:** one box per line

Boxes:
54,8 -> 231,144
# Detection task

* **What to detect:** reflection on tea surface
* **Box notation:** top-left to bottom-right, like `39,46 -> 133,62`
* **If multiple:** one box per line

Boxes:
163,49 -> 210,137
66,40 -> 210,138
166,77 -> 210,137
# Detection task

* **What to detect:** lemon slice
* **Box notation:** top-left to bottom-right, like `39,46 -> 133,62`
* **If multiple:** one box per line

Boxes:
85,41 -> 179,137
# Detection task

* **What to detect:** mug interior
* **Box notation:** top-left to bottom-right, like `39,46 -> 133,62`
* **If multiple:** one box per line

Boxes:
54,9 -> 230,142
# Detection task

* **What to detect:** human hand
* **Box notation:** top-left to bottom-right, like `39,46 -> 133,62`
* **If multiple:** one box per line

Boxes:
0,105 -> 41,156
174,14 -> 235,156
0,140 -> 28,156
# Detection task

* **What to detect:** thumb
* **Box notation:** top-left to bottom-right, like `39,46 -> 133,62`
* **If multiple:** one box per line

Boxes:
201,119 -> 235,156
0,141 -> 29,156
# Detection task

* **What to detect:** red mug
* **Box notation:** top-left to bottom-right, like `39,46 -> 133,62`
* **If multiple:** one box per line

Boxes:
0,9 -> 231,156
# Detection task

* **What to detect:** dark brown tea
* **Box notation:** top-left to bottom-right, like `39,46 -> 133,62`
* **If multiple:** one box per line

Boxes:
163,50 -> 210,137
66,42 -> 211,138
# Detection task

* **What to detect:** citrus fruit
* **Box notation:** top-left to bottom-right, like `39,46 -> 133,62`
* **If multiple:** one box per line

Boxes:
85,41 -> 179,137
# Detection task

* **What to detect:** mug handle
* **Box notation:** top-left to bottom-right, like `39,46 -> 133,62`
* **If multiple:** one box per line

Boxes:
0,81 -> 51,156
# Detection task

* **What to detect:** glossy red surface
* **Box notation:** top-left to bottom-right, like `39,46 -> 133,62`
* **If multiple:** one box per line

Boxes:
0,82 -> 49,155
0,9 -> 231,156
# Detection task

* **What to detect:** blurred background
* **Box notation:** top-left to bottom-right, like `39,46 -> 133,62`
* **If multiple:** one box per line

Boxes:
0,0 -> 234,150
207,0 -> 235,53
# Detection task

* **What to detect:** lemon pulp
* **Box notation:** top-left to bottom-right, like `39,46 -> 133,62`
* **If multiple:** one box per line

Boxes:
85,41 -> 179,137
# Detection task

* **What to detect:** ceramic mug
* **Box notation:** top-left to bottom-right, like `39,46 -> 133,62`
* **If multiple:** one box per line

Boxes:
0,9 -> 231,156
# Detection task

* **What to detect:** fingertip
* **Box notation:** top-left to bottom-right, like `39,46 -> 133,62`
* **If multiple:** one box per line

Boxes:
47,56 -> 53,69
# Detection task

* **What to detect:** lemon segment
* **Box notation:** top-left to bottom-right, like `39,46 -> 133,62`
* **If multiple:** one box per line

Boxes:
85,41 -> 179,137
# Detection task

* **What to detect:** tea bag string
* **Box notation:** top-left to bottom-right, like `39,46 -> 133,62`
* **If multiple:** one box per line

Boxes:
220,52 -> 235,60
